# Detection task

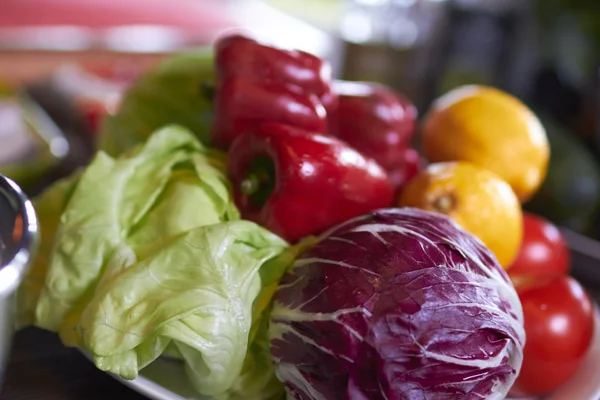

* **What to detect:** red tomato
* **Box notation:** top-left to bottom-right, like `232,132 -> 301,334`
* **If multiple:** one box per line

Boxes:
508,212 -> 570,279
511,276 -> 594,397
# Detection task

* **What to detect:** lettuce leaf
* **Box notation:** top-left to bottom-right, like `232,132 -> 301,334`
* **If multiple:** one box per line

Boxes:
16,171 -> 82,329
221,311 -> 286,400
83,220 -> 287,397
98,49 -> 215,157
24,125 -> 290,398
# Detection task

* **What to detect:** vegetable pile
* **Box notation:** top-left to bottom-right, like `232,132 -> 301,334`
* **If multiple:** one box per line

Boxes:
17,33 -> 596,400
19,127 -> 290,399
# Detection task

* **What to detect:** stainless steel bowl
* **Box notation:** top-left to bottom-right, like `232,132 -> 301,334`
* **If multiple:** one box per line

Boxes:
0,175 -> 38,386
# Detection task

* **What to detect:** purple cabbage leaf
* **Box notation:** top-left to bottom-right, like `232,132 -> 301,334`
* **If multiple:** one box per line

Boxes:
269,208 -> 525,400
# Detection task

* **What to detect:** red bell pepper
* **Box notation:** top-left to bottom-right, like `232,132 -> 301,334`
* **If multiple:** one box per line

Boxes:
327,80 -> 418,171
211,34 -> 335,149
211,76 -> 327,149
215,35 -> 333,99
227,122 -> 395,242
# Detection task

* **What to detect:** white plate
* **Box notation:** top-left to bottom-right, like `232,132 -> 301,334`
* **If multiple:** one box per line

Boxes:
88,309 -> 600,400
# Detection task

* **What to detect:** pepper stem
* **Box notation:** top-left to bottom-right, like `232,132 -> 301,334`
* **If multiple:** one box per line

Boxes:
241,174 -> 259,195
242,156 -> 276,207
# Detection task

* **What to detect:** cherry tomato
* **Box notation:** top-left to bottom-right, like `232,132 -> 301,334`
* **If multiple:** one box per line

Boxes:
511,276 -> 594,397
508,212 -> 570,279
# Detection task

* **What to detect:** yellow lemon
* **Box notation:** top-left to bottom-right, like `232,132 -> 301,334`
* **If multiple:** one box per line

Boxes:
422,85 -> 549,203
398,161 -> 523,269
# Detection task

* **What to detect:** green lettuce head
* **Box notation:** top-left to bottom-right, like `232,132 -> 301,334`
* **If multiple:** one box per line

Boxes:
98,49 -> 215,157
20,125 -> 292,399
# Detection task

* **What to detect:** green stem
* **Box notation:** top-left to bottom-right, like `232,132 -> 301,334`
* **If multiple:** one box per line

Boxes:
241,174 -> 259,195
242,156 -> 276,207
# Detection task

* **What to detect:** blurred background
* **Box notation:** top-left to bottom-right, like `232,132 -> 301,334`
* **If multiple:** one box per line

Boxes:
0,0 -> 599,239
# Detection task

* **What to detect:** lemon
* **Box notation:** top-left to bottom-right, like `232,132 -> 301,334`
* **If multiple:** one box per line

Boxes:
398,161 -> 523,268
422,85 -> 549,203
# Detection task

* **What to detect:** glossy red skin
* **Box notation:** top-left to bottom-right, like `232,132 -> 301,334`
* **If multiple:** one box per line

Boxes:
508,212 -> 570,278
387,147 -> 422,195
211,76 -> 327,149
227,122 -> 395,242
212,35 -> 334,149
327,81 -> 418,171
215,35 -> 333,98
511,276 -> 594,397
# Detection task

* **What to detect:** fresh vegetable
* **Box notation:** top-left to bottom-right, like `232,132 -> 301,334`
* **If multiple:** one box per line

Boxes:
227,122 -> 395,243
327,80 -> 417,171
215,35 -> 333,102
17,171 -> 82,329
211,35 -> 333,149
26,33 -> 595,400
508,212 -> 570,279
269,207 -> 525,400
98,50 -> 215,157
511,276 -> 594,397
212,76 -> 327,149
422,85 -> 549,202
23,126 -> 293,399
398,161 -> 523,268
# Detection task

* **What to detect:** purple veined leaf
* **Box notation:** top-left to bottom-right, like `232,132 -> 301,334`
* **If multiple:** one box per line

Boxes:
269,207 -> 525,400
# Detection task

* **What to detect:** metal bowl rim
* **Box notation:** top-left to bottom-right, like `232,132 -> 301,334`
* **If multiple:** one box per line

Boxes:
0,174 -> 38,297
